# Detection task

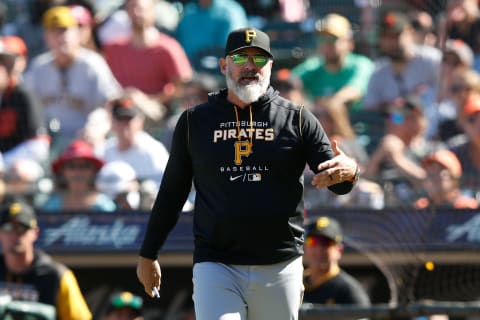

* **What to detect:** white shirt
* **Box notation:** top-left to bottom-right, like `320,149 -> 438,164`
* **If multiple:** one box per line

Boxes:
103,131 -> 169,186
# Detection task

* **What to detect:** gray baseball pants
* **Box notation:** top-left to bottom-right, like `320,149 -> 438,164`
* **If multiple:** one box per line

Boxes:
192,256 -> 304,320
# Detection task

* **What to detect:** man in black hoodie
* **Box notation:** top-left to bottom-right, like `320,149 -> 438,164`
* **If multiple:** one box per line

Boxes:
137,27 -> 360,320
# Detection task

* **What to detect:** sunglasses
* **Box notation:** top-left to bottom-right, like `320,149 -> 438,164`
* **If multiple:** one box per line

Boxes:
305,235 -> 336,247
230,53 -> 270,67
317,35 -> 338,45
450,83 -> 469,94
1,223 -> 30,234
63,162 -> 95,170
467,113 -> 480,125
442,55 -> 461,67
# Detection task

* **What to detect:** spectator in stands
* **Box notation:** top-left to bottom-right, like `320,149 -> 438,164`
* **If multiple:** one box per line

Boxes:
96,0 -> 181,46
437,0 -> 480,58
24,5 -> 122,157
0,198 -> 92,320
101,96 -> 170,189
363,11 -> 441,111
437,39 -> 474,103
102,291 -> 143,320
175,0 -> 248,63
363,96 -> 428,207
439,68 -> 480,143
292,13 -> 374,149
70,4 -> 98,51
408,10 -> 437,47
3,159 -> 46,207
431,39 -> 474,141
450,93 -> 480,200
2,36 -> 28,82
102,0 -> 193,127
304,105 -> 384,210
0,38 -> 50,171
160,71 -> 222,151
436,52 -> 480,144
303,216 -> 371,306
95,160 -> 142,210
41,139 -> 116,212
415,149 -> 478,209
270,68 -> 305,105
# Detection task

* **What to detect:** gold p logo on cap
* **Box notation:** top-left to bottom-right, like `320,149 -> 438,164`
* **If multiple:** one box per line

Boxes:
316,217 -> 330,229
245,29 -> 257,43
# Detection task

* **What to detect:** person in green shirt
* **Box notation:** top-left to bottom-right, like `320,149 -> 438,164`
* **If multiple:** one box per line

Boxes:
293,13 -> 373,152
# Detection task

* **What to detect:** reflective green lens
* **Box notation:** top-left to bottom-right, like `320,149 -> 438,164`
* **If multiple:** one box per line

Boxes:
231,53 -> 249,65
252,54 -> 268,66
231,53 -> 269,67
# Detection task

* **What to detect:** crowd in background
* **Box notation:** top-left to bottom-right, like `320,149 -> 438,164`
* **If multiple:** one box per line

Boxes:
0,0 -> 479,214
0,1 -> 479,319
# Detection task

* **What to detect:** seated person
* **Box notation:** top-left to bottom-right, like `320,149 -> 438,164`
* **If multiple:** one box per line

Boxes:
303,216 -> 371,306
102,291 -> 144,320
415,149 -> 478,209
95,160 -> 142,210
363,96 -> 428,207
41,139 -> 116,212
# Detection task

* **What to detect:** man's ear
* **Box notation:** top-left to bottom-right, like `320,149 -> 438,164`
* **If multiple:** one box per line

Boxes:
31,227 -> 40,241
219,57 -> 227,75
337,243 -> 344,253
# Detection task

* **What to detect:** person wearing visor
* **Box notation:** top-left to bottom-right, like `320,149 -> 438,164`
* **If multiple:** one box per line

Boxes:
0,198 -> 92,320
136,27 -> 359,320
303,216 -> 370,306
103,291 -> 143,320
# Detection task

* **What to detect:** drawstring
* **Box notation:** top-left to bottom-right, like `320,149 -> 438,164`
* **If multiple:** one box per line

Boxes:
233,105 -> 254,146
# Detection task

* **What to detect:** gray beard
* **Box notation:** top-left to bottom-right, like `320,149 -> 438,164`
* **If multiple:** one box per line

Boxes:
226,66 -> 270,104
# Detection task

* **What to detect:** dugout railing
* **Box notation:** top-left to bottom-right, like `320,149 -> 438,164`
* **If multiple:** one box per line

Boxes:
300,301 -> 480,320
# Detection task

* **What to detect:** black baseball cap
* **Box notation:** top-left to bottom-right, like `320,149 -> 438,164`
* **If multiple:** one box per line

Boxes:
0,199 -> 38,231
381,11 -> 409,33
111,97 -> 141,119
225,27 -> 273,58
305,216 -> 343,243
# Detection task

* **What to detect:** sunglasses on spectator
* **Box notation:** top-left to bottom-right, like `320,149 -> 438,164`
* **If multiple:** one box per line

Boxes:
1,223 -> 30,234
305,235 -> 336,247
450,83 -> 469,93
230,53 -> 270,67
317,35 -> 338,45
442,55 -> 461,66
63,161 -> 95,170
467,113 -> 480,125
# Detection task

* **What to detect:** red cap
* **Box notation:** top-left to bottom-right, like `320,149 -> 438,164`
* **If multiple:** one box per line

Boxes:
463,93 -> 480,117
2,36 -> 27,56
422,149 -> 462,179
52,140 -> 104,174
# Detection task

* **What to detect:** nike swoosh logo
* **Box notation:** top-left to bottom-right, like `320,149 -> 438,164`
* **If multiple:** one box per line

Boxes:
229,175 -> 243,181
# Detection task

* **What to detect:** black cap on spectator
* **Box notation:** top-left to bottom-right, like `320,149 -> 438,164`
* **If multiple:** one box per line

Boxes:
111,97 -> 141,119
305,216 -> 343,243
0,199 -> 37,230
381,11 -> 409,33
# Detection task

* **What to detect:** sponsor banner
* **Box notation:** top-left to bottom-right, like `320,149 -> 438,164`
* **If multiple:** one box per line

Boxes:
36,211 -> 194,253
35,209 -> 480,253
307,208 -> 480,252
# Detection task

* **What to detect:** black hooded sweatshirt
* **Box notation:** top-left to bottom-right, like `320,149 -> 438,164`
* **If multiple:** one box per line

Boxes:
140,87 -> 354,265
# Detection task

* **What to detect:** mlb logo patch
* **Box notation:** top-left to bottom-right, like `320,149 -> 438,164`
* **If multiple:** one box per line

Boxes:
248,173 -> 261,182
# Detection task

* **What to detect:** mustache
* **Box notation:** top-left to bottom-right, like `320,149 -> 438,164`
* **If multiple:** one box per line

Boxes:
239,70 -> 260,79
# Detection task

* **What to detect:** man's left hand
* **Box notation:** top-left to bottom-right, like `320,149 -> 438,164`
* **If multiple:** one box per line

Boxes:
311,140 -> 358,189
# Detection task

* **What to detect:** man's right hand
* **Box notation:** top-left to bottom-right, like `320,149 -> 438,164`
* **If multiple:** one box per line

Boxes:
136,256 -> 161,297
